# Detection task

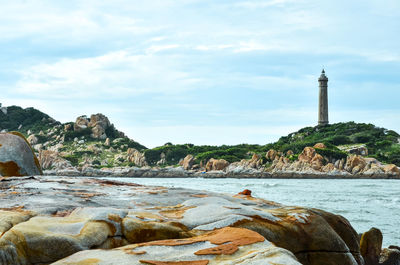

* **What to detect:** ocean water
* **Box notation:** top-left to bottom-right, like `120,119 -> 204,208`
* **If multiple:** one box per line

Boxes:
102,177 -> 400,247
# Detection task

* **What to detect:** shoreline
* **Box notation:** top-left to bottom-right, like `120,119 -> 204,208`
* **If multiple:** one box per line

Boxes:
43,167 -> 400,179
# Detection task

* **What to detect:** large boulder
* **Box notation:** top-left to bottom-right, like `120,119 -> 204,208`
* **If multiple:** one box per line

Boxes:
266,149 -> 279,161
360,227 -> 383,265
0,176 -> 364,265
73,115 -> 89,131
127,148 -> 147,167
380,246 -> 400,265
345,155 -> 367,174
205,158 -> 229,171
53,227 -> 302,265
38,150 -> 73,170
0,132 -> 42,176
88,113 -> 110,139
180,154 -> 194,170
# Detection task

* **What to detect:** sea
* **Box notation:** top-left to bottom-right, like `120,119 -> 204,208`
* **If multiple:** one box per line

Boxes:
102,177 -> 400,247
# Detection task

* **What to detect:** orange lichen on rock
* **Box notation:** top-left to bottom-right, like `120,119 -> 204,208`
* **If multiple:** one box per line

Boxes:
140,260 -> 209,265
140,227 -> 265,256
108,213 -> 123,223
190,194 -> 209,198
0,161 -> 22,177
238,189 -> 252,196
9,131 -> 43,175
159,206 -> 196,219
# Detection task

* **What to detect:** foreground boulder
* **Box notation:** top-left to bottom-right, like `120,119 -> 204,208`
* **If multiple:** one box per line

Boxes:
0,176 -> 364,265
0,132 -> 42,176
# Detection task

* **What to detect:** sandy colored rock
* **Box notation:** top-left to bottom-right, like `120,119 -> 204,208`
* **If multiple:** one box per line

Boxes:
127,148 -> 148,167
205,158 -> 229,171
266,149 -> 278,161
299,147 -> 317,163
0,132 -> 42,176
39,150 -> 73,170
314,143 -> 327,149
379,247 -> 400,265
26,134 -> 38,145
73,115 -> 89,131
52,227 -> 301,265
180,155 -> 194,170
383,164 -> 400,175
345,155 -> 367,174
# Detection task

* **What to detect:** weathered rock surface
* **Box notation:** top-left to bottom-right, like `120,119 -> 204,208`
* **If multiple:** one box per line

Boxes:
180,154 -> 194,170
127,148 -> 148,167
0,132 -> 42,176
0,176 -> 364,265
205,158 -> 229,171
380,246 -> 400,265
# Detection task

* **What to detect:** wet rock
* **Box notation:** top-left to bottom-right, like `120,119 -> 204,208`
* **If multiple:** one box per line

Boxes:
360,227 -> 383,265
0,132 -> 42,176
380,247 -> 400,265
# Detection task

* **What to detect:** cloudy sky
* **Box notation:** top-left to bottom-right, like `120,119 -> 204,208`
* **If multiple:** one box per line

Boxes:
1,0 -> 399,147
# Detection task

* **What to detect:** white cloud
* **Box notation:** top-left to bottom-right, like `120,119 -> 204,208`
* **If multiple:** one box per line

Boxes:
14,50 -> 203,99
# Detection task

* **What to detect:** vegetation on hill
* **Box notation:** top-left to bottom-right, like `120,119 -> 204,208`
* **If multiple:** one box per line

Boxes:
1,105 -> 399,167
144,122 -> 400,166
0,106 -> 59,134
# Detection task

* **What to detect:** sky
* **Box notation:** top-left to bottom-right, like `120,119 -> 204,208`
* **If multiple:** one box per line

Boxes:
0,0 -> 399,148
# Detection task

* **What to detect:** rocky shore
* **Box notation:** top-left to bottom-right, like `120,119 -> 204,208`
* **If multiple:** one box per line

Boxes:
0,175 -> 399,265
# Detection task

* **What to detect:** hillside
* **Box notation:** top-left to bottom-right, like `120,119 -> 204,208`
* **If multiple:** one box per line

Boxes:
0,104 -> 399,170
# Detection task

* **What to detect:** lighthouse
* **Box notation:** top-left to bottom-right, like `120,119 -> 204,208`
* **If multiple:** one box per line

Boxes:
318,69 -> 329,126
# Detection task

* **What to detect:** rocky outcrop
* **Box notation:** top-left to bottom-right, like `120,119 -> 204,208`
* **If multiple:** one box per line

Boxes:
266,149 -> 279,161
88,113 -> 110,139
73,115 -> 89,131
127,148 -> 147,167
380,246 -> 400,265
180,154 -> 194,170
205,158 -> 229,171
314,142 -> 327,149
73,113 -> 111,139
0,176 -> 365,265
26,134 -> 38,145
38,150 -> 73,170
0,132 -> 42,176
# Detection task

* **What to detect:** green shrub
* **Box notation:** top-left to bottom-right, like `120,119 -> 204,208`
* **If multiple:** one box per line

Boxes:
64,128 -> 92,141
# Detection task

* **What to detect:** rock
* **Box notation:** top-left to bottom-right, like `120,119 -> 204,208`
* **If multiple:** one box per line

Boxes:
286,150 -> 294,156
88,113 -> 110,139
53,227 -> 302,265
73,115 -> 89,131
0,176 -> 363,265
380,247 -> 400,265
27,130 -> 32,135
345,155 -> 367,174
64,123 -> 72,131
0,132 -> 42,176
77,139 -> 84,144
205,158 -> 229,171
38,150 -> 73,170
238,189 -> 252,196
298,147 -> 317,163
105,137 -> 111,146
322,163 -> 335,172
314,143 -> 327,149
180,154 -> 194,170
360,227 -> 383,265
383,164 -> 400,175
339,145 -> 369,156
127,148 -> 147,167
27,134 -> 38,145
156,152 -> 167,166
266,149 -> 278,161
